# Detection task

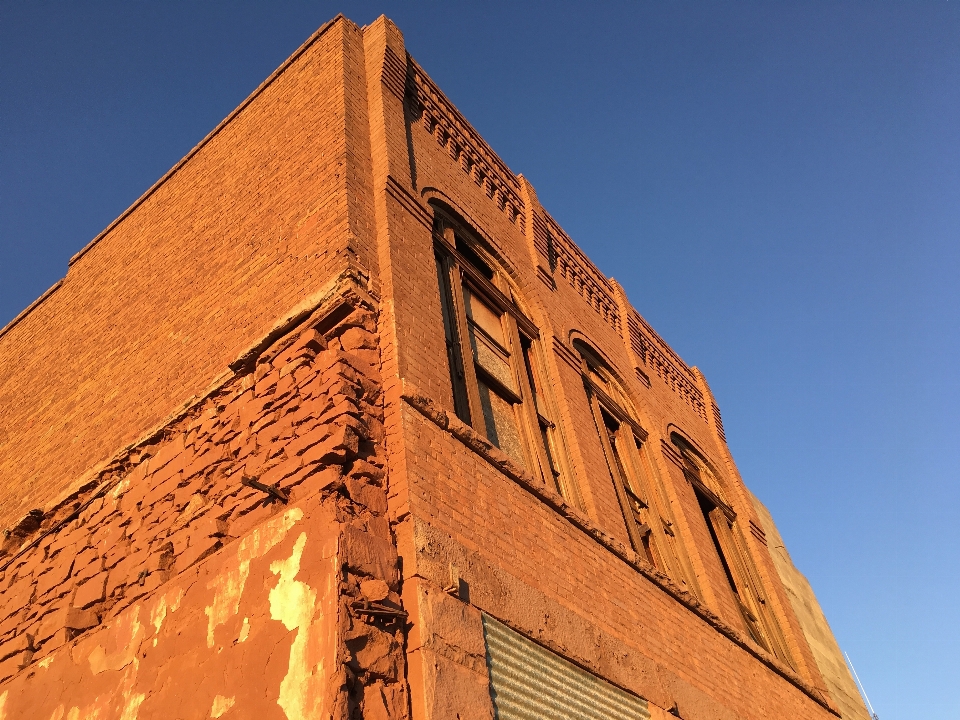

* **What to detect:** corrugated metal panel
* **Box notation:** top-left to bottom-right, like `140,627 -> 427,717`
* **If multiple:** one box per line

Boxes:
482,615 -> 650,720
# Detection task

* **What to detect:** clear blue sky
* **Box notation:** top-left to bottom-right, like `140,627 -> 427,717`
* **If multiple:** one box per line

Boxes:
2,3 -> 957,717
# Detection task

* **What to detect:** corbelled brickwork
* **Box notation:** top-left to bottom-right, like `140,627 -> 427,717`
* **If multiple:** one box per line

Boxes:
0,14 -> 867,720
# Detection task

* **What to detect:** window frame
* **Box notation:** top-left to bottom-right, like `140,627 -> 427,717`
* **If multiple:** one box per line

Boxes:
576,346 -> 698,593
433,214 -> 576,500
674,438 -> 794,665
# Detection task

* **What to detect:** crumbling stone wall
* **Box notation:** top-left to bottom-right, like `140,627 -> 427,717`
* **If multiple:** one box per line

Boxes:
0,277 -> 408,720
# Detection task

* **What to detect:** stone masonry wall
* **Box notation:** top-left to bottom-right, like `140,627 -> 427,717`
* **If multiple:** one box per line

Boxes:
0,277 -> 409,720
750,493 -> 871,720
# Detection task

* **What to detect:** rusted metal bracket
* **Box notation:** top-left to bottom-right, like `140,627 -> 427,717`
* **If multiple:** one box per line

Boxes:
351,599 -> 408,622
242,475 -> 289,503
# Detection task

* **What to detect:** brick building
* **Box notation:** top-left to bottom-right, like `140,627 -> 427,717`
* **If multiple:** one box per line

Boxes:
0,15 -> 870,720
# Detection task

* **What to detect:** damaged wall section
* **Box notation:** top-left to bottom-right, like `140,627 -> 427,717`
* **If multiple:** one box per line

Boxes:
0,276 -> 409,720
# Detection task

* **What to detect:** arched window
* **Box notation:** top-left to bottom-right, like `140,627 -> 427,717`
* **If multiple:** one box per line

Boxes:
433,209 -> 576,502
672,434 -> 793,664
575,340 -> 697,593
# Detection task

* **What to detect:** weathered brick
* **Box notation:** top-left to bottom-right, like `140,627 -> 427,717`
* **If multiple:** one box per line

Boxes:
0,651 -> 29,683
0,633 -> 34,663
174,536 -> 220,571
34,557 -> 73,599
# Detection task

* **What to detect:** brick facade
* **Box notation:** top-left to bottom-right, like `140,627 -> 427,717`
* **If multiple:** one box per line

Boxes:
0,14 -> 867,720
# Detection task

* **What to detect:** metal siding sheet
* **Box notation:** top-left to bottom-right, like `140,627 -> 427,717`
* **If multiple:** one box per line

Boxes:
482,615 -> 651,720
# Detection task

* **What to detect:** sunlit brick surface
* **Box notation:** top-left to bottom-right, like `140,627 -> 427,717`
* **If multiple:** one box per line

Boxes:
0,15 -> 866,720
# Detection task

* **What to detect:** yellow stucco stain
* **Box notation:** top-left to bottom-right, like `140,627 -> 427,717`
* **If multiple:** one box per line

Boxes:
270,532 -> 326,720
237,617 -> 250,643
47,663 -> 141,720
149,586 -> 185,646
0,690 -> 7,720
37,654 -> 55,669
64,706 -> 103,720
205,507 -> 303,648
210,695 -> 236,718
119,689 -> 145,720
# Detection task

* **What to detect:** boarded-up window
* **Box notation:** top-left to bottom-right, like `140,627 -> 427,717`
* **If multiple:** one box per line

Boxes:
482,615 -> 650,720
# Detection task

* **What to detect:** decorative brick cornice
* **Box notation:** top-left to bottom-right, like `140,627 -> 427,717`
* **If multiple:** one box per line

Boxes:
627,310 -> 707,422
381,44 -> 407,100
544,214 -> 622,333
407,61 -> 525,231
399,382 -> 837,716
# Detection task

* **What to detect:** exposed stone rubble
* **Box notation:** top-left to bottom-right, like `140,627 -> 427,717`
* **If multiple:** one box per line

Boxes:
0,282 -> 408,720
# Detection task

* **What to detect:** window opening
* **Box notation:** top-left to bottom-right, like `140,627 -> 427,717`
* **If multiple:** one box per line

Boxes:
433,210 -> 577,502
600,409 -> 659,569
576,340 -> 698,593
674,437 -> 794,665
455,236 -> 493,280
694,487 -> 766,646
436,255 -> 472,424
521,336 -> 566,496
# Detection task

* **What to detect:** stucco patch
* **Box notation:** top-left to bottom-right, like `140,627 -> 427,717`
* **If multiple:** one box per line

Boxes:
210,695 -> 235,718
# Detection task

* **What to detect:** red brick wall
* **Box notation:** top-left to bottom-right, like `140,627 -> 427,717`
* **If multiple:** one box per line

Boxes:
360,17 -> 835,719
396,393 -> 834,720
0,18 -> 379,530
0,13 -> 842,720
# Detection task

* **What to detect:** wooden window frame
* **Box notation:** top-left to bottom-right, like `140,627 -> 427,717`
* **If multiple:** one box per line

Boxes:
578,353 -> 697,592
677,444 -> 794,666
434,217 -> 575,499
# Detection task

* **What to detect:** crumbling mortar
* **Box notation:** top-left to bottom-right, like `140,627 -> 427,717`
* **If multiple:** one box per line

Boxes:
0,283 -> 404,693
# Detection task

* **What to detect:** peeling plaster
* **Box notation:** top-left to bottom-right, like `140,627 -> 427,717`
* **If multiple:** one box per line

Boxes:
237,617 -> 250,643
269,532 -> 326,720
205,507 -> 303,648
61,661 -> 143,720
210,695 -> 236,718
89,607 -> 144,675
150,586 -> 185,646
117,665 -> 145,720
